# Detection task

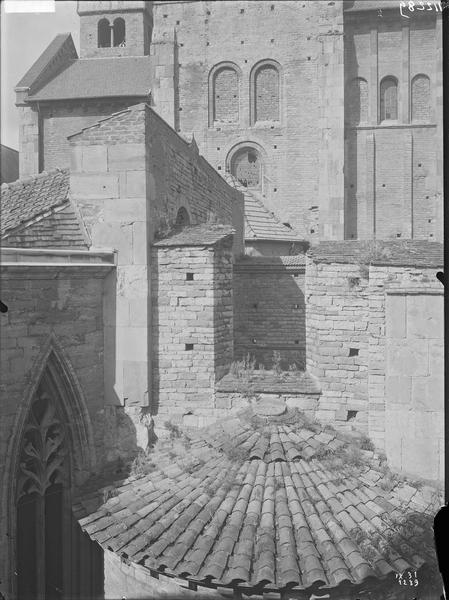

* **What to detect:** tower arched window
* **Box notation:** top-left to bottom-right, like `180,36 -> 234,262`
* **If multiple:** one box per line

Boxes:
210,63 -> 240,125
98,18 -> 111,48
113,17 -> 126,47
411,74 -> 430,122
347,77 -> 368,125
380,76 -> 398,122
251,61 -> 280,124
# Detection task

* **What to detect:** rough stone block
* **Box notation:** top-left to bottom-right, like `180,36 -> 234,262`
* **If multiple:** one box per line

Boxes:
125,171 -> 146,198
411,375 -> 444,411
70,173 -> 119,200
387,339 -> 429,377
385,295 -> 406,339
108,143 -> 145,171
103,198 -> 147,223
81,145 -> 108,172
407,294 -> 443,339
123,360 -> 148,406
385,375 -> 411,405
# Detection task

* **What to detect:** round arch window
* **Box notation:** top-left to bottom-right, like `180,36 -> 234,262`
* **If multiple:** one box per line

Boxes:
230,147 -> 262,188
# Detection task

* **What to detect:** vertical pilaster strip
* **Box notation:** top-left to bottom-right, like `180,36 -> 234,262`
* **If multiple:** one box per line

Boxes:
434,13 -> 443,242
370,25 -> 378,124
366,133 -> 376,239
402,130 -> 413,238
401,23 -> 410,124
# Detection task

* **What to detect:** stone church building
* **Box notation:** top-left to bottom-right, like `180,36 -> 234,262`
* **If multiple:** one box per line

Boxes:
0,1 -> 444,599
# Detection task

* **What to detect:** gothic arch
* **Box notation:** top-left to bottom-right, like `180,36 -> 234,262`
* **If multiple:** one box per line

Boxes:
3,337 -> 96,596
208,61 -> 242,126
250,59 -> 282,125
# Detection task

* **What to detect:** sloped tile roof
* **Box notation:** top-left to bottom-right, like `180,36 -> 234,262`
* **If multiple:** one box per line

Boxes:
1,169 -> 70,236
153,224 -> 235,247
308,241 -> 443,268
344,1 -> 400,12
27,57 -> 152,101
16,33 -> 76,90
234,255 -> 307,273
1,204 -> 89,249
224,174 -> 303,243
74,405 -> 439,597
0,144 -> 19,184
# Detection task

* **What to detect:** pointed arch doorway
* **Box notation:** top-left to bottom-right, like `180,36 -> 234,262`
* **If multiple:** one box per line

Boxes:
12,348 -> 103,599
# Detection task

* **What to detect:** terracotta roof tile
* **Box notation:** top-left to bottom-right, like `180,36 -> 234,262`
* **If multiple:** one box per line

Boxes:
74,404 -> 440,596
1,168 -> 70,236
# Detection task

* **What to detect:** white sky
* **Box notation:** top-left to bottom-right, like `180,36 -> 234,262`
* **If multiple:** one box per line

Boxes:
1,0 -> 79,150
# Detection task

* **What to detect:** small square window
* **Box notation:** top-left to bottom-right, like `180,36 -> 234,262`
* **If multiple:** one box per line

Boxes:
185,343 -> 194,351
186,273 -> 194,281
349,348 -> 359,357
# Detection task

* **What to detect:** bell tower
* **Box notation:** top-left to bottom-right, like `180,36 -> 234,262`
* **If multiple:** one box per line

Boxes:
77,1 -> 153,58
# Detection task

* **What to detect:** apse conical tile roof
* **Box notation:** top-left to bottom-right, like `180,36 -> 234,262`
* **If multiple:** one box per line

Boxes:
73,403 -> 440,598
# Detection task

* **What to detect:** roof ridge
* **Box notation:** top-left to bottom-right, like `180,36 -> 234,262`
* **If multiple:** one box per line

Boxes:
1,167 -> 69,192
67,103 -> 146,141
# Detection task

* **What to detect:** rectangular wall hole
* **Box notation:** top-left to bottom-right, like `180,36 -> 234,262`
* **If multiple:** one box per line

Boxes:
346,410 -> 358,421
186,273 -> 194,281
185,344 -> 194,351
349,348 -> 359,357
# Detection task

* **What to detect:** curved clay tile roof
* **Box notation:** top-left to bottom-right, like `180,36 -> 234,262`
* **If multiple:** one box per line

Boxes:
74,403 -> 439,597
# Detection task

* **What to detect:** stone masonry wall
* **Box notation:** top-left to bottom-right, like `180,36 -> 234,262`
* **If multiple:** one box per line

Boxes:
151,240 -> 234,427
233,259 -> 306,369
145,107 -> 244,252
305,258 -> 370,429
368,265 -> 443,481
42,99 -> 142,172
305,252 -> 443,481
152,0 -> 344,238
69,106 -> 150,414
69,103 -> 243,420
0,261 -> 140,597
344,10 -> 443,241
77,5 -> 152,59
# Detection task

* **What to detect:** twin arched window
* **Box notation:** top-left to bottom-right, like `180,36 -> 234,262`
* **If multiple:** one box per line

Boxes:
346,74 -> 431,125
209,60 -> 280,127
97,17 -> 126,48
